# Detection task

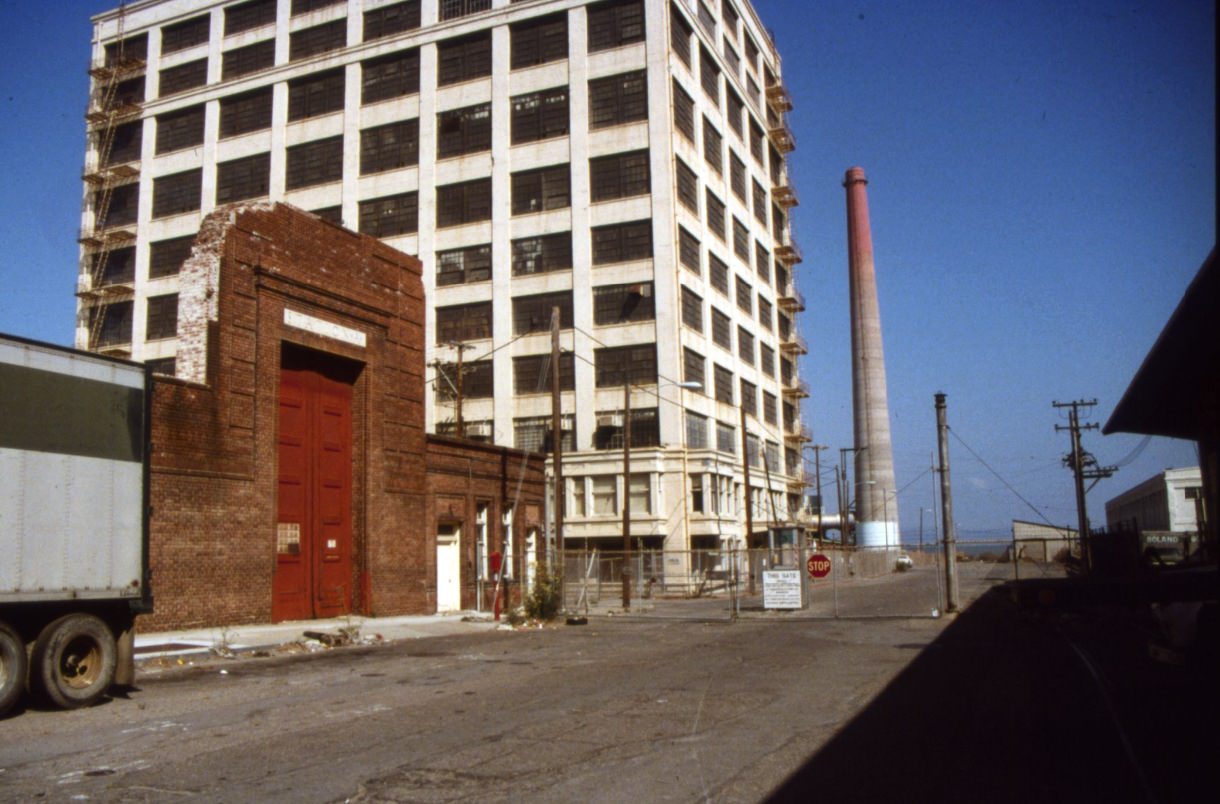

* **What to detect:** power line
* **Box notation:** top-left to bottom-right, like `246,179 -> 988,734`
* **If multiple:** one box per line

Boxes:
949,427 -> 1062,530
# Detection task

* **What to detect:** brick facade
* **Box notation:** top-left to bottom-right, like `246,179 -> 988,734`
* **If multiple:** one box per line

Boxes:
142,203 -> 544,631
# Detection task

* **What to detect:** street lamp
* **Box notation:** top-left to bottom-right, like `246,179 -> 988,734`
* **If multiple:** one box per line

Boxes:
621,377 -> 701,610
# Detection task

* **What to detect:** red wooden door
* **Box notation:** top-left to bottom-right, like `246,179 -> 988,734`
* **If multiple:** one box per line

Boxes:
274,349 -> 355,622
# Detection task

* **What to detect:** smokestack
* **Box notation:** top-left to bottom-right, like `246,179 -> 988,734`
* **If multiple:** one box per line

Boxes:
845,166 -> 899,548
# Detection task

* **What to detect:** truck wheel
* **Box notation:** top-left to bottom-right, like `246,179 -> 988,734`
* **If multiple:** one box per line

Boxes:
0,621 -> 27,718
30,614 -> 117,709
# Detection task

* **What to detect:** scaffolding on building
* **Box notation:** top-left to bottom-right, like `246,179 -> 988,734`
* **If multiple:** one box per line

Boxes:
78,3 -> 143,355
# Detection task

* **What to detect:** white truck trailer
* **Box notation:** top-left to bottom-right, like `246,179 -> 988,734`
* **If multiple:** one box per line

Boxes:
1,333 -> 152,717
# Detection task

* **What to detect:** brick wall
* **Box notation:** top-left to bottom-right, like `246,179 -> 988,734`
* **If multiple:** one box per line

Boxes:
141,203 -> 547,631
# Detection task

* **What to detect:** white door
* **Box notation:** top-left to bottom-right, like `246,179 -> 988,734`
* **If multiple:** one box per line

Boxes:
436,524 -> 461,612
524,527 -> 538,592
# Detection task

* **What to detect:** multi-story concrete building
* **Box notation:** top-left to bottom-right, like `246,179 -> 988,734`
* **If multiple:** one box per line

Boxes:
1105,467 -> 1205,535
78,0 -> 810,565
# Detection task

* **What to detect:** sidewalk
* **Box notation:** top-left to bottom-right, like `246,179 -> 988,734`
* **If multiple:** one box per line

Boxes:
134,611 -> 503,662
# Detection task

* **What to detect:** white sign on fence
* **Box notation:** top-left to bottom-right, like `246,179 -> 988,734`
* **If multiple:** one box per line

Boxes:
763,569 -> 803,610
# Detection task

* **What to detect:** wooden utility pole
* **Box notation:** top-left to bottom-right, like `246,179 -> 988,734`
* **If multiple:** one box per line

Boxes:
443,340 -> 474,439
550,308 -> 564,564
621,378 -> 632,610
741,404 -> 755,594
935,393 -> 959,613
809,444 -> 827,544
1054,399 -> 1116,573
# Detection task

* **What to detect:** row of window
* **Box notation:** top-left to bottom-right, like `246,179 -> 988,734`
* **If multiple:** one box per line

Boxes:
105,0 -> 648,102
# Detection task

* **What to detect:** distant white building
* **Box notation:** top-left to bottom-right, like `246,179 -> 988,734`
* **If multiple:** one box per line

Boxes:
1010,520 -> 1076,562
1104,467 -> 1204,534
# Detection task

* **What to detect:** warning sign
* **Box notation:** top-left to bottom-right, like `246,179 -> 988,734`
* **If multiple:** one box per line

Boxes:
763,570 -> 803,610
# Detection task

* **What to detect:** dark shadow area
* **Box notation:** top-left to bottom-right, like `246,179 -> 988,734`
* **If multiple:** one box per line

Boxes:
768,574 -> 1218,804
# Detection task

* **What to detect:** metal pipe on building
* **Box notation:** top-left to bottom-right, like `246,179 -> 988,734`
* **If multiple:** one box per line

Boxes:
844,166 -> 900,548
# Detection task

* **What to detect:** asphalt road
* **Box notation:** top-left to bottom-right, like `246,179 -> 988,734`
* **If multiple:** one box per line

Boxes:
2,565 -> 1212,803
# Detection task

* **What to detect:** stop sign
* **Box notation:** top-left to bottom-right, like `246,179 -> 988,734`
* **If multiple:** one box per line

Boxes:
807,554 -> 832,579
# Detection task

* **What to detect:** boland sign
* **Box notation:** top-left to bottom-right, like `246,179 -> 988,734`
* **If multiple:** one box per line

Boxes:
807,553 -> 832,579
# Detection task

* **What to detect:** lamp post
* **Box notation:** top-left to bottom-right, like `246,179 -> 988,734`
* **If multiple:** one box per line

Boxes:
621,377 -> 701,611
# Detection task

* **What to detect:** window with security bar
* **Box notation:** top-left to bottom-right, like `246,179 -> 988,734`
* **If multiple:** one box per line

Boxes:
756,242 -> 771,284
727,88 -> 745,138
746,433 -> 760,466
587,0 -> 645,52
312,206 -> 342,224
145,294 -> 178,341
740,379 -> 757,416
772,204 -> 786,241
221,88 -> 272,138
438,31 -> 492,86
225,0 -> 276,35
699,46 -> 720,104
765,441 -> 780,472
706,191 -> 726,240
735,275 -> 752,314
289,69 -> 345,120
286,136 -> 343,190
513,291 -> 573,335
292,0 -> 343,14
156,105 -> 203,155
104,33 -> 147,66
588,71 -> 647,129
671,5 -> 693,68
149,236 -> 193,279
591,220 -> 652,265
781,356 -> 795,385
436,244 -> 491,287
750,119 -> 765,164
159,59 -> 206,97
515,415 -> 576,453
744,30 -> 760,70
363,1 -> 421,41
738,326 -> 754,365
681,286 -> 703,333
162,15 -> 209,56
730,152 -> 747,201
92,300 -> 133,347
770,146 -> 784,184
110,76 -> 145,108
358,191 -> 418,237
673,80 -> 696,141
512,233 -> 572,275
360,119 -> 419,174
716,420 -> 736,454
362,50 -> 420,104
764,392 -> 778,426
436,301 -> 492,342
151,169 -> 201,219
440,0 -> 491,21
675,159 -> 699,213
437,103 -> 491,158
593,407 -> 659,450
722,1 -> 740,36
511,13 -> 567,69
101,184 -> 137,228
679,228 -> 701,274
710,253 -> 729,294
683,347 -> 705,390
711,308 -> 732,350
216,153 -> 270,203
593,282 -> 654,325
685,411 -> 709,449
760,343 -> 776,377
753,180 -> 768,225
594,344 -> 656,387
436,178 -> 492,228
513,353 -> 575,395
733,218 -> 750,262
511,87 -> 569,144
758,297 -> 773,331
433,359 -> 493,400
590,150 -> 650,202
94,247 -> 134,285
713,364 -> 733,404
703,117 -> 723,175
511,165 -> 570,214
696,3 -> 715,37
222,40 -> 275,80
105,121 -> 142,165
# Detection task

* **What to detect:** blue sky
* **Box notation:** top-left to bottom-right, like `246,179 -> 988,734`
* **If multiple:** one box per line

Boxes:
0,1 -> 1214,538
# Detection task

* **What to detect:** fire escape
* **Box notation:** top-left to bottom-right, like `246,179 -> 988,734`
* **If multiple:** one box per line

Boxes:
79,8 -> 144,356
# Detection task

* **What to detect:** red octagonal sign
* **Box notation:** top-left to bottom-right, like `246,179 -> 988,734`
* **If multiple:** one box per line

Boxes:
807,554 -> 832,579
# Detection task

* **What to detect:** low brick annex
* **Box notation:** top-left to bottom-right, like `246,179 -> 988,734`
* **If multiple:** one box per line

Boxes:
142,203 -> 545,631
